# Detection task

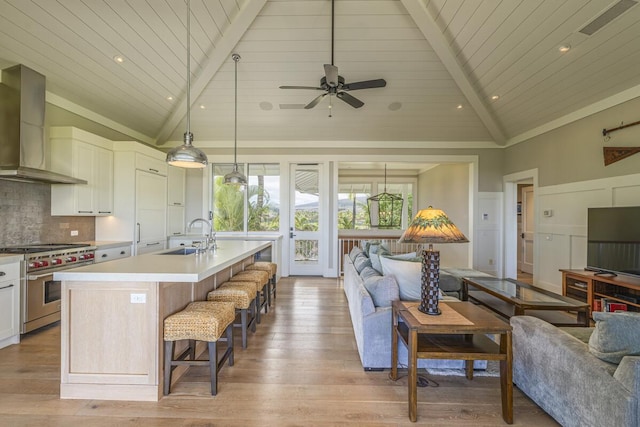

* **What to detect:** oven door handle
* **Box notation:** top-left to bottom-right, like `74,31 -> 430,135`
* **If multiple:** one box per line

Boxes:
27,273 -> 54,281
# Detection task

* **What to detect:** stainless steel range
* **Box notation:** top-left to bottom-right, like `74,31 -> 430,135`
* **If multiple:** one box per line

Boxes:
0,243 -> 96,333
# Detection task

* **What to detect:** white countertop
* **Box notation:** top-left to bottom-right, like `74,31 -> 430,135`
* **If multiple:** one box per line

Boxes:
54,240 -> 270,283
170,233 -> 282,241
0,254 -> 23,265
80,240 -> 133,250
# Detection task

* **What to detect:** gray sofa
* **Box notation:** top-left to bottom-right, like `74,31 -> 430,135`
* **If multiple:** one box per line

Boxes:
343,252 -> 487,370
511,316 -> 640,427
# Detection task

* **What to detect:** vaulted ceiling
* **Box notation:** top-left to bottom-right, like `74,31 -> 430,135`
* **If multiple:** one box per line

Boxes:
1,0 -> 639,151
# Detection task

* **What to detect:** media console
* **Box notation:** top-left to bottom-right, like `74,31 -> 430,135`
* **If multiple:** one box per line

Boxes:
561,269 -> 640,314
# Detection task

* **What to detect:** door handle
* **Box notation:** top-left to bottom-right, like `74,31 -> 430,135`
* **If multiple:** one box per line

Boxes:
137,223 -> 141,243
521,233 -> 525,239
290,232 -> 296,238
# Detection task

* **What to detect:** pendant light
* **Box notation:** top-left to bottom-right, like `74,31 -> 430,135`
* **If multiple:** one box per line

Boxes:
367,164 -> 403,229
166,0 -> 208,169
223,53 -> 247,187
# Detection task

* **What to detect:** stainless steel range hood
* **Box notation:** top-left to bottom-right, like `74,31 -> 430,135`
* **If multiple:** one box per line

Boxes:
0,65 -> 86,184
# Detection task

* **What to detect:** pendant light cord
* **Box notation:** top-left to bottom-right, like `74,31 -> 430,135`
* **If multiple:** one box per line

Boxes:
234,54 -> 238,164
331,0 -> 334,66
185,0 -> 192,142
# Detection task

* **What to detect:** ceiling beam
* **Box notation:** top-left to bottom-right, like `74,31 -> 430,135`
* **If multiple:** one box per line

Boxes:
401,0 -> 506,145
155,0 -> 267,145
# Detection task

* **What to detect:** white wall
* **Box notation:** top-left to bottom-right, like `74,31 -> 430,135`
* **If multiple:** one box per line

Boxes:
417,163 -> 471,268
534,172 -> 640,293
476,192 -> 502,276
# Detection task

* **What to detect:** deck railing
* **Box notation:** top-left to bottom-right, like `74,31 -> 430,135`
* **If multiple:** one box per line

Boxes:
338,235 -> 421,275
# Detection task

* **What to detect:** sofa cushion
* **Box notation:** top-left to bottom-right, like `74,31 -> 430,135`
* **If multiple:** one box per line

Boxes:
360,266 -> 381,281
353,253 -> 372,273
589,311 -> 640,364
363,274 -> 399,307
349,246 -> 364,261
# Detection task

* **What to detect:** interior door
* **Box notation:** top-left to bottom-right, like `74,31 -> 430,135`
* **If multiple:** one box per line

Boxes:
135,170 -> 167,255
521,186 -> 534,274
289,164 -> 323,275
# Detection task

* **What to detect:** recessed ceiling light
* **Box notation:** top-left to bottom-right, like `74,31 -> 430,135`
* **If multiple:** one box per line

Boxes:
559,45 -> 571,53
259,101 -> 273,111
167,96 -> 174,101
199,104 -> 206,109
491,95 -> 500,101
113,55 -> 125,63
456,104 -> 463,109
388,102 -> 402,111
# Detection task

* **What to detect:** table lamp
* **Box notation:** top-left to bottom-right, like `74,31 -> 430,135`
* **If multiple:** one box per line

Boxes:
398,206 -> 469,315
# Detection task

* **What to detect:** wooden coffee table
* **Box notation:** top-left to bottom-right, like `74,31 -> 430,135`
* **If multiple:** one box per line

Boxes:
462,277 -> 590,327
390,300 -> 513,424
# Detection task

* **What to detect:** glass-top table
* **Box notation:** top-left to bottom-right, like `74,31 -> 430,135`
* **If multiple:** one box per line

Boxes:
462,277 -> 590,326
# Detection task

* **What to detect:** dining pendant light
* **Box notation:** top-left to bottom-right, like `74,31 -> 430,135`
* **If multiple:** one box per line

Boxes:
223,53 -> 247,187
166,0 -> 208,169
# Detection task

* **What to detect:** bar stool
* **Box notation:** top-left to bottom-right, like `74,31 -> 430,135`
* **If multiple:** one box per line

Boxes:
229,270 -> 270,323
163,301 -> 235,396
246,262 -> 277,306
207,281 -> 256,349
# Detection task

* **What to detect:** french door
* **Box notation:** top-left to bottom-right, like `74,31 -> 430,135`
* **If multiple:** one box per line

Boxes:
289,164 -> 323,275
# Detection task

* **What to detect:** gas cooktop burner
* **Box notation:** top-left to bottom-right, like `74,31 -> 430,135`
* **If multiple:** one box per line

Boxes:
0,243 -> 91,254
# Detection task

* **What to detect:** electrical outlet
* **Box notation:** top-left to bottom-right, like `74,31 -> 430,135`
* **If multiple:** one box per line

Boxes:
70,230 -> 79,236
130,293 -> 146,304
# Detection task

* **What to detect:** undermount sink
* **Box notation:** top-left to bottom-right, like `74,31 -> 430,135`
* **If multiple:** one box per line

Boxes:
160,248 -> 199,255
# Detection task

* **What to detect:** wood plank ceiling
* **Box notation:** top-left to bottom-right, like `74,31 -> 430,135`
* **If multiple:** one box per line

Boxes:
0,0 -> 639,150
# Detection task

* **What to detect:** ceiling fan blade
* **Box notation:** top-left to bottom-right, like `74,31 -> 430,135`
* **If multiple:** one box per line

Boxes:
342,79 -> 387,91
324,64 -> 339,87
336,92 -> 364,108
280,85 -> 324,90
305,93 -> 328,109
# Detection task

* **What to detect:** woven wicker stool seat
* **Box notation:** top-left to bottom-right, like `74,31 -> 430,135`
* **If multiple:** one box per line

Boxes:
246,262 -> 277,306
207,282 -> 257,349
229,270 -> 270,323
163,301 -> 235,396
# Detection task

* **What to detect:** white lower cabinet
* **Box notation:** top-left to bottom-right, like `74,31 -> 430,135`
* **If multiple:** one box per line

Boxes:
95,246 -> 132,263
0,262 -> 20,348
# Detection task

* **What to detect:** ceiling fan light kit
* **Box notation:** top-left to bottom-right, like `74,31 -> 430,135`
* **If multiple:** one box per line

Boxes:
279,0 -> 386,113
166,0 -> 208,169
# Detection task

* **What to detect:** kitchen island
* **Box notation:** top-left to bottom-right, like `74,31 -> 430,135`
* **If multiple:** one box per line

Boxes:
54,240 -> 271,401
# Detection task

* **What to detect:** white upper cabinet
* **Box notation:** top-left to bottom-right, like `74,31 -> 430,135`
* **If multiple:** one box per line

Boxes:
95,141 -> 168,256
0,260 -> 20,348
50,127 -> 114,216
167,166 -> 186,236
167,166 -> 186,206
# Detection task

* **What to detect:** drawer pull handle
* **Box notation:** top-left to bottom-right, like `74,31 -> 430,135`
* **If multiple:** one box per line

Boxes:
98,211 -> 112,214
78,210 -> 93,213
147,242 -> 160,246
0,271 -> 5,276
101,254 -> 108,258
149,168 -> 159,173
0,284 -> 14,290
120,251 -> 126,255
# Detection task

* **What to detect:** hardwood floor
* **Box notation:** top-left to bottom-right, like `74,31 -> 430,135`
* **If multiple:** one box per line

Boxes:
0,277 -> 557,426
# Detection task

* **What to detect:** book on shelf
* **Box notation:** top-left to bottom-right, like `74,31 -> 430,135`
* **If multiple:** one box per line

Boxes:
593,299 -> 602,312
597,298 -> 628,312
607,302 -> 628,312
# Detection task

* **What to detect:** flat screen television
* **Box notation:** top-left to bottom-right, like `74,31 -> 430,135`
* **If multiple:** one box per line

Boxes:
587,206 -> 640,278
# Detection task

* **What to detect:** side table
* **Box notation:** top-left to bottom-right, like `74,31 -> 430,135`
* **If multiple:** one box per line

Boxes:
390,300 -> 513,424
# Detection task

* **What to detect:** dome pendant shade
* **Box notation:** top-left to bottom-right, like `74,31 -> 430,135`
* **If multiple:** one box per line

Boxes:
166,132 -> 208,168
223,163 -> 248,186
223,53 -> 247,188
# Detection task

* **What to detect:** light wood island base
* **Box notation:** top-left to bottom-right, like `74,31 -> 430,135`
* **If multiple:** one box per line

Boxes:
56,240 -> 271,401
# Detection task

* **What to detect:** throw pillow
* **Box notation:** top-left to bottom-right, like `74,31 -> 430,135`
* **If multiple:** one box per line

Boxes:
379,255 -> 422,300
588,311 -> 640,364
370,247 -> 392,273
349,246 -> 364,262
363,275 -> 399,307
360,266 -> 381,281
353,253 -> 372,274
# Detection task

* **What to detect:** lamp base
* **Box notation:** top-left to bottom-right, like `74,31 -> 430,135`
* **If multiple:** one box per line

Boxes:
420,248 -> 441,316
417,305 -> 441,315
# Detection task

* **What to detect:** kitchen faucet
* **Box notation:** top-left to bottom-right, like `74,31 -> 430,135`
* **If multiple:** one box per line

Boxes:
188,218 -> 216,252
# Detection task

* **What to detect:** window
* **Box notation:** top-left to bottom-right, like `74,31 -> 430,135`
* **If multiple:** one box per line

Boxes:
338,183 -> 371,230
212,163 -> 280,232
338,178 -> 415,230
248,164 -> 280,231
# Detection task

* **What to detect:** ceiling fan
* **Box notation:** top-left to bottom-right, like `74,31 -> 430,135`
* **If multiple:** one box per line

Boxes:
279,0 -> 386,111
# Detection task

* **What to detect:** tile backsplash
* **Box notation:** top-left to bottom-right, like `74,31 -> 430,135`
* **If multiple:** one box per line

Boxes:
0,180 -> 95,246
